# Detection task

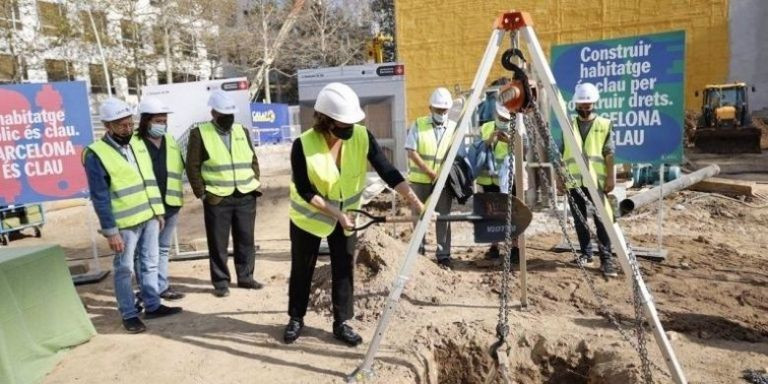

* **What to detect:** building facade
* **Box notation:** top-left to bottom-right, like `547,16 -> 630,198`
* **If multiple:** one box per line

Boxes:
0,0 -> 214,106
393,0 -> 760,121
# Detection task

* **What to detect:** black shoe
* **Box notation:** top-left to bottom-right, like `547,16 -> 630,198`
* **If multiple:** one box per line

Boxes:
571,254 -> 594,266
333,321 -> 362,347
601,259 -> 618,278
122,317 -> 146,333
237,280 -> 264,290
283,317 -> 304,344
437,258 -> 453,270
160,288 -> 185,301
485,245 -> 500,260
418,245 -> 426,255
213,287 -> 230,297
144,304 -> 183,319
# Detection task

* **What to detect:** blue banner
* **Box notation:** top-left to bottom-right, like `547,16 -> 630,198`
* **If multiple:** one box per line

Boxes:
251,103 -> 290,145
550,31 -> 686,165
0,81 -> 92,205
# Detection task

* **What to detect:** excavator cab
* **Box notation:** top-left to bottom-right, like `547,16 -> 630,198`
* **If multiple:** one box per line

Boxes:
694,83 -> 761,153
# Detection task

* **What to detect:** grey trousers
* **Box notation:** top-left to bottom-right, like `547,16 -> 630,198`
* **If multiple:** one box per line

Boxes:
410,182 -> 453,260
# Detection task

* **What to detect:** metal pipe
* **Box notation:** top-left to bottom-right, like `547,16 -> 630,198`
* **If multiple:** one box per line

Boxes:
619,164 -> 720,216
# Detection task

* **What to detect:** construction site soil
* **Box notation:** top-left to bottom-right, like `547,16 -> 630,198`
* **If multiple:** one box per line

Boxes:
8,171 -> 767,384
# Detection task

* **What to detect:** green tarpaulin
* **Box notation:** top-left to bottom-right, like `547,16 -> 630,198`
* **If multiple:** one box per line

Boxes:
0,245 -> 96,384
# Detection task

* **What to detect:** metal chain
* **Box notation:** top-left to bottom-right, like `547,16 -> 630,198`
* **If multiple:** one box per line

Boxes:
496,119 -> 518,349
523,105 -> 667,380
633,277 -> 654,382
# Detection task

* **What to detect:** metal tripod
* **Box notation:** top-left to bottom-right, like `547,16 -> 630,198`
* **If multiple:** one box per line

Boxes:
348,11 -> 687,384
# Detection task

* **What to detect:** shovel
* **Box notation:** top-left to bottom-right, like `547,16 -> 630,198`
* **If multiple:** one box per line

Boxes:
350,193 -> 532,242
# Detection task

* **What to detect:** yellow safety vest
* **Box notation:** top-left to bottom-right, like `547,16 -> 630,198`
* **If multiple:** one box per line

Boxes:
563,117 -> 611,189
476,121 -> 509,186
164,134 -> 184,206
85,139 -> 164,229
199,122 -> 260,196
129,134 -> 185,207
289,125 -> 369,237
407,116 -> 456,184
563,116 -> 614,220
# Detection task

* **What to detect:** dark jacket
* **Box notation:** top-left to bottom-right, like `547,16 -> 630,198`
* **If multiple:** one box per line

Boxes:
447,155 -> 475,205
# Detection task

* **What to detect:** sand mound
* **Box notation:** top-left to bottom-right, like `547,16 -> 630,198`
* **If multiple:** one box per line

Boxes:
309,226 -> 459,322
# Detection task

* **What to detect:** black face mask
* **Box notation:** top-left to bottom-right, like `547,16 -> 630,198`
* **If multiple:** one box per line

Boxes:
577,109 -> 593,119
331,126 -> 354,141
111,132 -> 132,146
215,114 -> 235,131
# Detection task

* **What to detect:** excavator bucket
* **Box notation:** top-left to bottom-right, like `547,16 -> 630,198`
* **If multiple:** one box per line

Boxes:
694,125 -> 762,154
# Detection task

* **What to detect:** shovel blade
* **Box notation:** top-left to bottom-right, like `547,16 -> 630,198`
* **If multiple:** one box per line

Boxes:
472,192 -> 532,243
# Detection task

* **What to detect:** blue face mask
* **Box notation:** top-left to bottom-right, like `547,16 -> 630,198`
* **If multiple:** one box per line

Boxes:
495,118 -> 510,131
148,123 -> 166,138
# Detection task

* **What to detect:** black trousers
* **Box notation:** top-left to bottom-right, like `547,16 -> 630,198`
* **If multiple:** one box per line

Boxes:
203,194 -> 257,289
288,221 -> 355,322
568,187 -> 612,260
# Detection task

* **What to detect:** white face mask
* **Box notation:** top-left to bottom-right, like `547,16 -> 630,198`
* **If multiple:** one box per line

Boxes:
148,123 -> 166,138
432,112 -> 447,125
495,118 -> 510,131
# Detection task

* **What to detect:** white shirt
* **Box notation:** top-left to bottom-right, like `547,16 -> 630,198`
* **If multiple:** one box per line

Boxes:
404,117 -> 448,151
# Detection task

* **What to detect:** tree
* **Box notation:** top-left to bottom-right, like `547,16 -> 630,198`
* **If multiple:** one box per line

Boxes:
370,0 -> 396,62
285,0 -> 371,69
198,0 -> 375,103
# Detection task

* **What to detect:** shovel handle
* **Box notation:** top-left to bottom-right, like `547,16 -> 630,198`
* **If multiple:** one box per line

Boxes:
348,209 -> 416,231
347,209 -> 493,231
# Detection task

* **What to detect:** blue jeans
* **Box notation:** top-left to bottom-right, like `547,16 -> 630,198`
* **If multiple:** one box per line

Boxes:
157,211 -> 179,293
115,219 -> 161,319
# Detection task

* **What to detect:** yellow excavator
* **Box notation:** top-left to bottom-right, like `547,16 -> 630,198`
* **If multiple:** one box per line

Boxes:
694,82 -> 761,153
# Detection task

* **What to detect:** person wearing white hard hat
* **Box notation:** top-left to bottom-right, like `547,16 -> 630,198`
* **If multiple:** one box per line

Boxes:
130,97 -> 185,302
186,90 -> 262,297
404,87 -> 457,268
284,82 -> 424,346
561,82 -> 617,278
82,97 -> 182,333
475,101 -> 523,262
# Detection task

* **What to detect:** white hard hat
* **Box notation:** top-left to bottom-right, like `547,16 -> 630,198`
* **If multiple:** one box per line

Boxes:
138,96 -> 173,115
429,87 -> 453,109
208,90 -> 238,114
314,82 -> 366,124
572,82 -> 600,104
99,97 -> 133,122
495,101 -> 511,120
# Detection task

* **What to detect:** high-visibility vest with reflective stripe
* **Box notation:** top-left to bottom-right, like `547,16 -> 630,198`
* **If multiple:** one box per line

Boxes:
476,121 -> 509,186
289,125 -> 369,237
129,134 -> 185,207
164,134 -> 184,206
85,140 -> 162,229
199,122 -> 260,196
563,116 -> 614,220
407,116 -> 456,184
127,136 -> 166,215
563,117 -> 611,189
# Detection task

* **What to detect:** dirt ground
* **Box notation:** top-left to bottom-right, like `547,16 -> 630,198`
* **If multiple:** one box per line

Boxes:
5,153 -> 768,383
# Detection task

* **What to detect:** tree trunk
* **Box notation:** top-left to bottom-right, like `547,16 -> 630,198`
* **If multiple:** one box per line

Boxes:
248,0 -> 306,101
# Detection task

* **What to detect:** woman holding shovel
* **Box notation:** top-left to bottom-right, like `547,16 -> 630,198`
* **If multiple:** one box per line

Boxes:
284,82 -> 424,346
